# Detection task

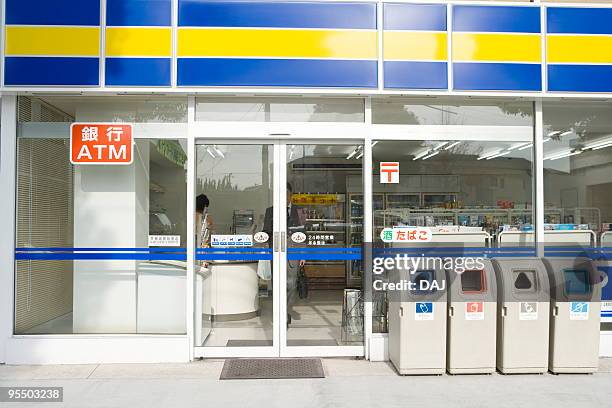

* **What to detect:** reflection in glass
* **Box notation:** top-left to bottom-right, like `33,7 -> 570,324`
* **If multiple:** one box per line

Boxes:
286,144 -> 364,347
543,101 -> 612,247
372,98 -> 533,126
196,144 -> 274,347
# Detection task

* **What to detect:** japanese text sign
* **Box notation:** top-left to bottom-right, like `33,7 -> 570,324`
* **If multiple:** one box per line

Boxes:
70,123 -> 133,165
380,227 -> 432,243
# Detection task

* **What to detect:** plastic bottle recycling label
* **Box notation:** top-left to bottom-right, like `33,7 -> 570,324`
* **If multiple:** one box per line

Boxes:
570,302 -> 589,321
465,302 -> 484,320
415,302 -> 434,321
519,302 -> 538,320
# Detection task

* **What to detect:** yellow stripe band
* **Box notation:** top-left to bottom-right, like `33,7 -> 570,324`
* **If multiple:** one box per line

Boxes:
5,26 -> 100,57
547,35 -> 612,64
452,33 -> 541,63
106,27 -> 172,57
384,31 -> 447,61
177,28 -> 377,59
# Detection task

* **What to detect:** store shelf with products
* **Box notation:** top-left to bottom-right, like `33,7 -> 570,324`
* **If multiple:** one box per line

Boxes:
346,194 -> 383,287
294,193 -> 348,290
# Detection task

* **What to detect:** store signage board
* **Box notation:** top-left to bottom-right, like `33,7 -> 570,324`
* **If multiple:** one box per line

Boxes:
380,162 -> 399,183
70,123 -> 133,165
148,235 -> 181,247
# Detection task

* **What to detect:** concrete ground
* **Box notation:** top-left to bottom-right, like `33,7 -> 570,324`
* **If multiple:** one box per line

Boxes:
1,358 -> 611,408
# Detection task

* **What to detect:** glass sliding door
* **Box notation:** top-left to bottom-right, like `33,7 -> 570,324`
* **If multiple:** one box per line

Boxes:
282,143 -> 365,354
194,142 -> 279,355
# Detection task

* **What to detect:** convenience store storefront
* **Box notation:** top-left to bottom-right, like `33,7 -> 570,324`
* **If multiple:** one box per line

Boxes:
1,1 -> 612,364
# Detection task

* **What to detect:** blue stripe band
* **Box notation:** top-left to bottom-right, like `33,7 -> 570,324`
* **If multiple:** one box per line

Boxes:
16,253 -> 187,261
384,61 -> 448,89
198,248 -> 273,253
5,57 -> 99,86
288,247 -> 361,253
107,0 -> 172,26
197,254 -> 273,261
453,62 -> 542,91
548,65 -> 612,93
178,0 -> 377,29
177,58 -> 378,88
6,0 -> 101,25
16,247 -> 186,252
383,3 -> 446,31
453,5 -> 540,33
106,58 -> 171,86
547,7 -> 612,35
287,254 -> 362,261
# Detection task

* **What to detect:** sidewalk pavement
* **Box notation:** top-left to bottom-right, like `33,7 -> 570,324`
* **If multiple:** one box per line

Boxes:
1,358 -> 611,408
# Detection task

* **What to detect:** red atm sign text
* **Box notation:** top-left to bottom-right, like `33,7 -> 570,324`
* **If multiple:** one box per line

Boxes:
70,123 -> 133,165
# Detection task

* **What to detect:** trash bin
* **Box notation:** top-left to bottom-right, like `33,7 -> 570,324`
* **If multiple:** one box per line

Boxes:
493,258 -> 550,374
388,259 -> 447,375
446,259 -> 497,374
543,257 -> 606,373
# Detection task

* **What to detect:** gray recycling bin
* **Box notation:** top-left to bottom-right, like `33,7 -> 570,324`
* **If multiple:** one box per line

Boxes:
493,258 -> 550,374
543,257 -> 605,373
388,259 -> 447,375
446,259 -> 497,374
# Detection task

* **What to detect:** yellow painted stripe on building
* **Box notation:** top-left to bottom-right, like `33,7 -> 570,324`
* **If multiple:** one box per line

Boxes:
452,33 -> 541,63
384,31 -> 447,61
178,28 -> 377,59
106,27 -> 172,57
5,26 -> 100,56
547,35 -> 612,64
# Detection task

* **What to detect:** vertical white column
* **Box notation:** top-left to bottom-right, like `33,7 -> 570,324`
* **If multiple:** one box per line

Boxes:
534,99 -> 545,257
0,96 -> 17,363
186,96 -> 196,359
363,97 -> 373,359
278,142 -> 287,356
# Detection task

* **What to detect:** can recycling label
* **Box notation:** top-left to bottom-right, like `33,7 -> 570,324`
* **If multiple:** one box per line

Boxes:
569,302 -> 589,320
519,302 -> 538,320
465,302 -> 484,320
415,302 -> 434,321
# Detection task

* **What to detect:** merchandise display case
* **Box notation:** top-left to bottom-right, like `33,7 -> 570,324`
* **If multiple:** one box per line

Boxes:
347,194 -> 383,287
295,193 -> 347,289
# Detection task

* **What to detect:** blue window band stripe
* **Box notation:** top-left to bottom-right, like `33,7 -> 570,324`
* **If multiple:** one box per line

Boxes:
548,65 -> 612,93
5,57 -> 99,86
383,3 -> 446,31
453,5 -> 540,33
107,0 -> 171,26
6,0 -> 101,26
16,247 -> 186,252
16,253 -> 187,261
547,7 -> 612,35
453,62 -> 542,91
178,0 -> 376,29
198,248 -> 273,253
197,254 -> 273,261
106,58 -> 171,87
384,61 -> 448,90
287,254 -> 362,261
288,247 -> 361,253
177,58 -> 378,88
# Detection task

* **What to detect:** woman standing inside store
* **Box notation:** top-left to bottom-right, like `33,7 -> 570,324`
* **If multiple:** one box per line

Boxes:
196,194 -> 213,248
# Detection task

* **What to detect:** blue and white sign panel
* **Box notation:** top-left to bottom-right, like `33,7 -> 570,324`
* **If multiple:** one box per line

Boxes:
415,302 -> 434,321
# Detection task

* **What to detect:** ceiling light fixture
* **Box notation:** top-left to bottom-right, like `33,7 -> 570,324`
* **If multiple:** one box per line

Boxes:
433,141 -> 449,151
486,151 -> 511,160
206,146 -> 216,158
518,143 -> 533,151
413,149 -> 431,160
444,141 -> 460,150
346,146 -> 361,160
213,145 -> 225,158
421,150 -> 440,160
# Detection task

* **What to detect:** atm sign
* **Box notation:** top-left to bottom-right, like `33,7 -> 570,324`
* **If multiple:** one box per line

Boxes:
70,123 -> 133,165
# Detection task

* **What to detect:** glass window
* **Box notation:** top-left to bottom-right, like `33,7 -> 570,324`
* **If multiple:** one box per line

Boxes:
543,101 -> 612,247
372,98 -> 533,126
196,97 -> 365,122
371,130 -> 534,332
14,96 -> 187,335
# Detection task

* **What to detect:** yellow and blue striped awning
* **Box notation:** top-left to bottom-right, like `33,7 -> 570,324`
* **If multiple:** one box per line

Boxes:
3,1 -> 612,93
451,5 -> 542,91
176,1 -> 378,88
383,3 -> 448,89
547,7 -> 612,93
